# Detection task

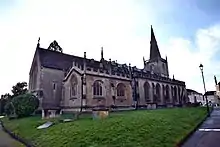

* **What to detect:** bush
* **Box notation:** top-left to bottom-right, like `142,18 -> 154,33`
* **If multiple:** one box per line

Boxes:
4,102 -> 15,116
11,93 -> 39,118
0,98 -> 7,115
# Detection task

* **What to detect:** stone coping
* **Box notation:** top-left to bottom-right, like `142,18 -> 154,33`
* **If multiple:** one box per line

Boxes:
175,107 -> 214,147
0,119 -> 35,147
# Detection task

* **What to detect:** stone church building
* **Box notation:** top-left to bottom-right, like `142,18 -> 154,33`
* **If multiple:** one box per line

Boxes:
29,26 -> 188,116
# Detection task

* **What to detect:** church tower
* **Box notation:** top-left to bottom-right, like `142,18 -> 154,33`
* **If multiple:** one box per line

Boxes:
143,26 -> 169,78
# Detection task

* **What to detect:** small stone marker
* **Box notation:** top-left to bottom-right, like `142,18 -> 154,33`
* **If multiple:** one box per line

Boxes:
37,121 -> 53,129
92,108 -> 109,120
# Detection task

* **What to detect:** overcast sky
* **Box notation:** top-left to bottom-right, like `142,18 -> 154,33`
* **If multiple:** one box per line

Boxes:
1,0 -> 220,95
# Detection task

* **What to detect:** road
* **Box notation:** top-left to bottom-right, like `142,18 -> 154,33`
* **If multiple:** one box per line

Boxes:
182,108 -> 220,147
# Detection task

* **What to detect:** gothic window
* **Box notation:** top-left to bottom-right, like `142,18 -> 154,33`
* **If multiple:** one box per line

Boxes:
52,82 -> 57,91
93,80 -> 103,96
62,87 -> 65,100
117,83 -> 126,97
156,83 -> 161,102
162,64 -> 165,70
174,86 -> 177,102
70,75 -> 78,97
70,84 -> 77,97
144,82 -> 150,102
165,85 -> 170,102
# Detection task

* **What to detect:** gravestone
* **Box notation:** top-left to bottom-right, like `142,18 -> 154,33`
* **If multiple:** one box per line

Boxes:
92,108 -> 109,120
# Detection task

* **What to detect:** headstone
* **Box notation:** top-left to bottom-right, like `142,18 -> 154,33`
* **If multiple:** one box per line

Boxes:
37,121 -> 53,129
92,108 -> 109,120
62,119 -> 73,123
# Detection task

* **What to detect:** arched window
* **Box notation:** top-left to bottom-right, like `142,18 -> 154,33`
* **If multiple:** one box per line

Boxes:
117,83 -> 126,97
144,82 -> 150,102
156,83 -> 161,102
165,85 -> 170,102
70,75 -> 78,97
70,83 -> 77,96
93,80 -> 103,96
174,86 -> 177,102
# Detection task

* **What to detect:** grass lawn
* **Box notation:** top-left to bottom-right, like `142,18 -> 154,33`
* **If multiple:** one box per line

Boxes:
1,107 -> 207,147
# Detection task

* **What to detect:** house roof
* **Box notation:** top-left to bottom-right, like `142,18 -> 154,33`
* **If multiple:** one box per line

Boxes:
187,89 -> 198,93
186,89 -> 202,95
204,91 -> 215,96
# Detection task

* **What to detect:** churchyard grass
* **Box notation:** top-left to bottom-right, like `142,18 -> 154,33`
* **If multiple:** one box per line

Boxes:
2,107 -> 206,147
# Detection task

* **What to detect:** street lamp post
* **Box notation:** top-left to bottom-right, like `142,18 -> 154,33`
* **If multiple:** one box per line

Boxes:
199,64 -> 210,117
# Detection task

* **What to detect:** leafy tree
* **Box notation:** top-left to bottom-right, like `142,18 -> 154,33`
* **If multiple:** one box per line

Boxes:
4,102 -> 15,117
0,99 -> 6,115
11,82 -> 28,97
0,93 -> 11,115
11,93 -> 39,118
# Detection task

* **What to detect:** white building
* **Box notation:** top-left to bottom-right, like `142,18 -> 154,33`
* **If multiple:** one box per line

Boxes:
187,89 -> 205,105
204,91 -> 220,106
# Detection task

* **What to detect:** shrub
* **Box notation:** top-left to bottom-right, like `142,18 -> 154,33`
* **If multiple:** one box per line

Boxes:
0,98 -> 7,115
4,102 -> 15,116
11,93 -> 39,118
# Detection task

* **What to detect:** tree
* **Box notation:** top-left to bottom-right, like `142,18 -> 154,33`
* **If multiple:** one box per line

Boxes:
11,82 -> 28,97
11,93 -> 39,118
0,93 -> 11,115
4,102 -> 15,117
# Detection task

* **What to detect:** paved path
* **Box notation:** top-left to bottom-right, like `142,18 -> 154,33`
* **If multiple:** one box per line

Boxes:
0,122 -> 24,147
182,108 -> 220,147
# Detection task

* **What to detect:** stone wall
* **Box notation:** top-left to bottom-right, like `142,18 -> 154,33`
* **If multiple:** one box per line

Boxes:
41,67 -> 64,109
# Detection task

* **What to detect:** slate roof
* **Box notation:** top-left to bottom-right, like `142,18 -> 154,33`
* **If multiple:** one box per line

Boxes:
37,47 -> 185,86
37,47 -> 130,74
204,91 -> 216,96
38,47 -> 78,71
186,89 -> 200,94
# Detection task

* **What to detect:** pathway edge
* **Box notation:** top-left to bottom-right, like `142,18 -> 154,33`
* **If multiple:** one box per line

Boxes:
176,107 -> 213,147
0,119 -> 36,147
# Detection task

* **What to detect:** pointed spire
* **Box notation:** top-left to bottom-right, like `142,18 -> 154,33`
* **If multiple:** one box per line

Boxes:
150,25 -> 161,60
166,55 -> 167,61
37,37 -> 40,49
101,47 -> 104,60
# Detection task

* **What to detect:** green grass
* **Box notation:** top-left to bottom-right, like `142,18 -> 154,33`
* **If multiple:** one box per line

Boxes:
1,107 -> 207,147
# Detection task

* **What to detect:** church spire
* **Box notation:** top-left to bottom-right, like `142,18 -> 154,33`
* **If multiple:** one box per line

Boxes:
150,25 -> 161,60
